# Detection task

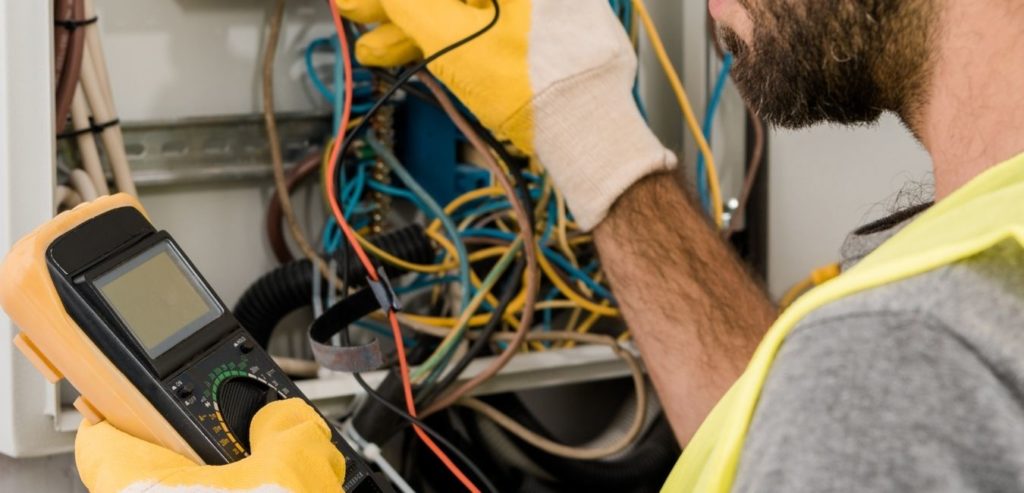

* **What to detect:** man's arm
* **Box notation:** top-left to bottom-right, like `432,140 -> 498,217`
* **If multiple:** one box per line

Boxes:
594,172 -> 777,444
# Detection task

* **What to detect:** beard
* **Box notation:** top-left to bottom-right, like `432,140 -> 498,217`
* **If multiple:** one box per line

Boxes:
719,0 -> 938,130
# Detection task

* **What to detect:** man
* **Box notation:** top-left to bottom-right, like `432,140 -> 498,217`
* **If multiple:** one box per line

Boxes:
77,0 -> 1024,491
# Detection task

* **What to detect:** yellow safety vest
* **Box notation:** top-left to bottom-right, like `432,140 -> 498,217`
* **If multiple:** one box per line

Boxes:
662,151 -> 1024,492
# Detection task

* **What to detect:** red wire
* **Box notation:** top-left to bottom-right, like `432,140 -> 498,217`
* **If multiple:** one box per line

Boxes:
326,4 -> 374,278
327,6 -> 481,493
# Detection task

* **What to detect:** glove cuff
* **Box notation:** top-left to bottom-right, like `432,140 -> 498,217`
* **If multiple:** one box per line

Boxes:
526,56 -> 678,231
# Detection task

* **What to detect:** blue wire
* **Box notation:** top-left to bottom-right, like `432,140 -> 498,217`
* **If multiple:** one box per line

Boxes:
696,53 -> 734,214
343,161 -> 369,221
305,36 -> 375,128
366,179 -> 432,213
332,37 -> 344,133
353,321 -> 417,348
460,228 -> 516,242
305,38 -> 335,103
366,135 -> 473,310
459,227 -> 616,303
394,276 -> 459,295
541,285 -> 561,333
541,261 -> 600,335
540,245 -> 617,302
324,218 -> 343,254
323,161 -> 374,254
540,191 -> 557,246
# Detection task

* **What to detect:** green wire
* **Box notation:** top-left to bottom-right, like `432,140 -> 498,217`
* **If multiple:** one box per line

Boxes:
411,237 -> 524,381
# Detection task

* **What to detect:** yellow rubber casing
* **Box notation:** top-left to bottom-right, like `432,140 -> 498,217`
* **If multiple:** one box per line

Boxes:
0,194 -> 201,464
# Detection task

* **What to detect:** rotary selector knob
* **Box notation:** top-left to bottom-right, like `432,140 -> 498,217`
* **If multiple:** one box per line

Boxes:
215,377 -> 281,450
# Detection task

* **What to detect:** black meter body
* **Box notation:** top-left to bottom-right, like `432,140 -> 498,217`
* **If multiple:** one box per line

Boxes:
0,195 -> 389,492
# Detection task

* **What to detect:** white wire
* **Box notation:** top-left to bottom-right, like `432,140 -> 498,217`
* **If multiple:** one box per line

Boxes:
343,423 -> 417,493
78,21 -> 135,195
69,169 -> 99,201
82,0 -> 114,108
364,443 -> 416,493
312,259 -> 324,318
55,185 -> 83,211
69,86 -> 109,195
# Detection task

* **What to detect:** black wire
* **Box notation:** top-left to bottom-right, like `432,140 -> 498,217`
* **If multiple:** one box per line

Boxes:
333,0 -> 502,195
417,259 -> 525,406
351,372 -> 499,493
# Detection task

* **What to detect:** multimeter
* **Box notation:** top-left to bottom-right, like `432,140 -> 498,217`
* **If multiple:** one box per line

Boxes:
0,194 -> 390,492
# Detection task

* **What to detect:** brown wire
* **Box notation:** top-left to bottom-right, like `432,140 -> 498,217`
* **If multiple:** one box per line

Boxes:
706,12 -> 768,238
726,102 -> 766,238
266,151 -> 322,263
262,0 -> 342,288
54,0 -> 72,83
418,74 -> 540,416
54,0 -> 85,133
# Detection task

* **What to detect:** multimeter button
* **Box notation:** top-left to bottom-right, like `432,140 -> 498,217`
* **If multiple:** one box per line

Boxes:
239,340 -> 255,354
175,384 -> 194,399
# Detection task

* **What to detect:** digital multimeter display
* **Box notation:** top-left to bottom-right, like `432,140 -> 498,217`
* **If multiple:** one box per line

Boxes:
94,240 -> 222,358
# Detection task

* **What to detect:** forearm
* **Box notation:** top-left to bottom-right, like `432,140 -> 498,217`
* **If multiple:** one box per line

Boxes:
594,172 -> 776,444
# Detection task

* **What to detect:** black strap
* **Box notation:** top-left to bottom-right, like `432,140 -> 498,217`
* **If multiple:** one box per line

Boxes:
57,117 -> 120,140
54,16 -> 98,30
308,288 -> 384,373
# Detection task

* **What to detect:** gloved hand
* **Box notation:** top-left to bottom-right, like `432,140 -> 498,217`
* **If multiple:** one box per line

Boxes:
337,0 -> 677,230
75,399 -> 346,492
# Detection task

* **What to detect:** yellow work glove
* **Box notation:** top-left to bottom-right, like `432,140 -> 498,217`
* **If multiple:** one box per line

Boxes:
75,399 -> 346,493
337,0 -> 677,230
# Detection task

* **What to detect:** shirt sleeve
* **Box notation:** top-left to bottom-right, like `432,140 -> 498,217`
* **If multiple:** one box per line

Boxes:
732,311 -> 1024,493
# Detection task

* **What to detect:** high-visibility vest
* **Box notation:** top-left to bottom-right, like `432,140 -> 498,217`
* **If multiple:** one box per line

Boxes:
662,151 -> 1024,492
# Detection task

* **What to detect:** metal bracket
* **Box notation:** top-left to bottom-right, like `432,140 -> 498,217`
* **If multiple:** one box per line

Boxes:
119,112 -> 331,188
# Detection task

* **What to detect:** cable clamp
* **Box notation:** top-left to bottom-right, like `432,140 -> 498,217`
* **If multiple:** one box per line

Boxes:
57,117 -> 121,140
54,16 -> 98,30
367,266 -> 401,313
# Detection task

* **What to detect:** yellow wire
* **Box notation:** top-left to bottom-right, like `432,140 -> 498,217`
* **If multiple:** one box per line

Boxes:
534,299 -> 588,311
427,186 -> 506,234
556,193 -> 579,270
537,245 -> 620,317
780,263 -> 841,309
564,302 -> 609,349
632,0 -> 724,228
425,228 -> 529,329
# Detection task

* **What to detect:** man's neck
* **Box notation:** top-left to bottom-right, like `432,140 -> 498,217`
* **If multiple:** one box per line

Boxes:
915,1 -> 1024,200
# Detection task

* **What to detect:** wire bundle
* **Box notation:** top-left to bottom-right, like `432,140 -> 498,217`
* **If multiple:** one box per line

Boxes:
258,0 -> 767,490
54,0 -> 136,212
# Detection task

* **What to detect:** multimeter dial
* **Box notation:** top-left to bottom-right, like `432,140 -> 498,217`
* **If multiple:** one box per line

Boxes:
170,333 -> 298,460
213,375 -> 283,451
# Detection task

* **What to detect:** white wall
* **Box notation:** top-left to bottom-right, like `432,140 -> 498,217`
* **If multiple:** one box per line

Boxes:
97,0 -> 336,306
767,116 -> 933,297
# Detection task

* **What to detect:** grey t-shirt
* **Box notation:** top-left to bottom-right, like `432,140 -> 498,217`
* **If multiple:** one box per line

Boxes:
733,205 -> 1024,492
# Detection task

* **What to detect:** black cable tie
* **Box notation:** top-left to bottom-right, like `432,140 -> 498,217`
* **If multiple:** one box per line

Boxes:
54,16 -> 98,30
367,266 -> 401,313
56,117 -> 120,140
